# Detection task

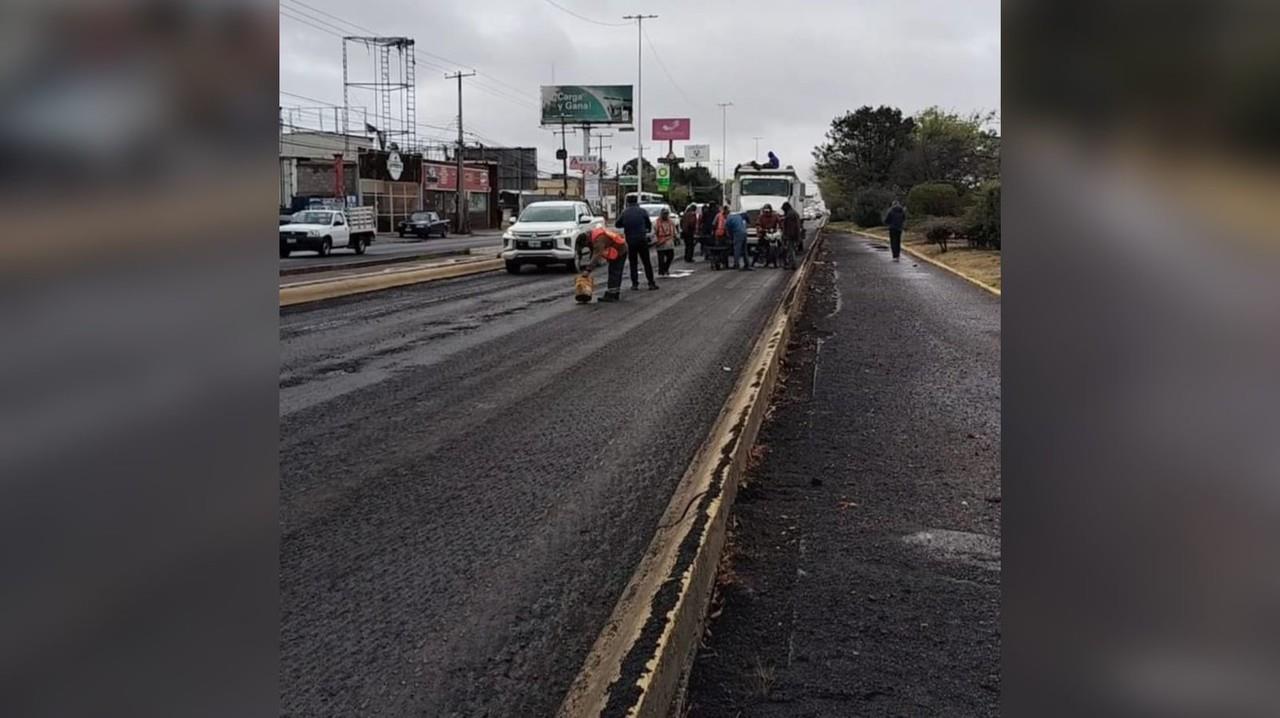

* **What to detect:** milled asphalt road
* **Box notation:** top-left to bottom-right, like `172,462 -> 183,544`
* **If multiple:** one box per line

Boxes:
279,252 -> 799,716
279,233 -> 500,273
687,231 -> 1000,716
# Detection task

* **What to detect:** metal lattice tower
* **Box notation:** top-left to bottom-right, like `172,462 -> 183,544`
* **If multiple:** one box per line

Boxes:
342,36 -> 416,152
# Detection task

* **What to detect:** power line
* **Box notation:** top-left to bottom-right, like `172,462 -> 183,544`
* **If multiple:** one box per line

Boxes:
539,0 -> 630,27
641,26 -> 700,110
281,0 -> 538,106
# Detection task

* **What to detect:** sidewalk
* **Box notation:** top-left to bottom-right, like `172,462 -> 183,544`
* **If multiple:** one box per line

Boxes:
685,231 -> 1001,716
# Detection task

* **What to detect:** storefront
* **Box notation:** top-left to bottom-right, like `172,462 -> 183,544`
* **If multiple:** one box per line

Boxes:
357,149 -> 424,233
422,161 -> 499,230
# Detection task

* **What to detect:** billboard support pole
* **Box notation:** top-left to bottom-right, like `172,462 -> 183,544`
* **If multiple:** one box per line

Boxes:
560,119 -> 568,197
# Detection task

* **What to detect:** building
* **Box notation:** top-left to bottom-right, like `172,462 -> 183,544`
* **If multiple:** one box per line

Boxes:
461,146 -> 538,193
535,175 -> 583,198
279,130 -> 373,210
358,148 -> 425,232
421,160 -> 500,230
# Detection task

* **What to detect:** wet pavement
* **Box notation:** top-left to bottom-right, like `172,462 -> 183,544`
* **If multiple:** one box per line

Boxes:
279,255 -> 796,716
686,231 -> 1001,716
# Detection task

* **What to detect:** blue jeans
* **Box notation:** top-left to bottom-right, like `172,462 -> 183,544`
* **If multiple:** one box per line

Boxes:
732,233 -> 748,266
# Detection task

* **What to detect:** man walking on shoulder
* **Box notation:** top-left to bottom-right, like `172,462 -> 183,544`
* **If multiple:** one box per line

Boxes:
615,195 -> 658,290
884,199 -> 907,261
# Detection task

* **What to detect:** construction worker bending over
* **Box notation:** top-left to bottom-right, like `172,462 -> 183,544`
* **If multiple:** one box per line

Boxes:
577,226 -> 629,302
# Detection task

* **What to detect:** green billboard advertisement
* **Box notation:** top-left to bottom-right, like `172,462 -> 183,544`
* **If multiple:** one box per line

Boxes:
540,85 -> 634,126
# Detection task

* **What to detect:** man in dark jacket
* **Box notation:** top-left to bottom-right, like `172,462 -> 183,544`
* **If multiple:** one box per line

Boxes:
884,199 -> 907,261
615,195 -> 658,290
699,202 -> 718,257
680,204 -> 699,262
781,201 -> 802,269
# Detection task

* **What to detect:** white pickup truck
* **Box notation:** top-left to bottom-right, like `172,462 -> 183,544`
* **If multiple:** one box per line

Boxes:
279,206 -> 377,258
500,200 -> 604,273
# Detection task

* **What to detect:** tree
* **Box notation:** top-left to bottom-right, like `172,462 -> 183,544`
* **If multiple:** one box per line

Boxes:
893,108 -> 1000,191
812,106 -> 917,196
622,157 -> 657,188
675,164 -> 723,205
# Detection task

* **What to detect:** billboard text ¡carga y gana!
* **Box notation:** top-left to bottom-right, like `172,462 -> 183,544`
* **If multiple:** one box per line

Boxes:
540,85 -> 634,126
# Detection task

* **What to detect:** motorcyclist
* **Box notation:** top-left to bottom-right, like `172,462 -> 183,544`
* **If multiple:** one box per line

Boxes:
754,204 -> 781,267
780,201 -> 802,269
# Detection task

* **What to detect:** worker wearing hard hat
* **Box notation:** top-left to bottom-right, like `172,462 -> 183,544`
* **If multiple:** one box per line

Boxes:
577,226 -> 629,302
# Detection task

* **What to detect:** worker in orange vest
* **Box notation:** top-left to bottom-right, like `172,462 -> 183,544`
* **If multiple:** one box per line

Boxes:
578,226 -> 629,302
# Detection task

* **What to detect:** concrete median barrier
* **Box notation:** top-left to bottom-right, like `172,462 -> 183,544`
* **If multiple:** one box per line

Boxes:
279,256 -> 503,307
558,228 -> 826,718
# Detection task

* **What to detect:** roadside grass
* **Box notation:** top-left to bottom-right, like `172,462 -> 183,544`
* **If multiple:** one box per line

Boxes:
749,655 -> 777,699
827,221 -> 1002,291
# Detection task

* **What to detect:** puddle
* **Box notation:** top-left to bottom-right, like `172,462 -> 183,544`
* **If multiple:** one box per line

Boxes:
903,529 -> 1000,571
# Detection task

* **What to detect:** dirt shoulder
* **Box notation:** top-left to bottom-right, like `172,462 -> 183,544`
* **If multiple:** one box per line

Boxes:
684,233 -> 1001,716
828,221 -> 1002,291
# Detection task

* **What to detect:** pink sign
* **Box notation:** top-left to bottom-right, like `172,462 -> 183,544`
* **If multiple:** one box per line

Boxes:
652,117 -> 691,141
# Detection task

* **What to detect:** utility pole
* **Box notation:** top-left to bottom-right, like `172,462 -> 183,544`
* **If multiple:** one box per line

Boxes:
447,70 -> 477,233
752,136 -> 764,162
717,101 -> 733,181
623,13 -> 658,195
551,125 -> 575,197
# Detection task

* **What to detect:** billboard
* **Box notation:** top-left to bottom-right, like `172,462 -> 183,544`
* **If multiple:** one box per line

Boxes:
422,162 -> 490,192
541,85 -> 633,126
652,118 -> 691,140
685,144 -> 711,163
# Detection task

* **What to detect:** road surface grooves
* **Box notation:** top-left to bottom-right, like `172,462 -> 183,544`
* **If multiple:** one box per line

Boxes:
279,261 -> 793,716
685,232 -> 1001,716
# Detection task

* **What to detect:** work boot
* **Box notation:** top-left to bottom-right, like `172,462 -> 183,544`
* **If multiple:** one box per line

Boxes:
600,291 -> 620,302
740,265 -> 753,271
648,282 -> 659,290
631,282 -> 640,290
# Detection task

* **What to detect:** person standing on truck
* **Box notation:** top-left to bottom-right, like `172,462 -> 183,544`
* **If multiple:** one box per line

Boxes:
654,207 -> 677,276
615,195 -> 658,290
727,210 -> 750,271
680,204 -> 699,263
578,226 -> 629,302
884,199 -> 907,261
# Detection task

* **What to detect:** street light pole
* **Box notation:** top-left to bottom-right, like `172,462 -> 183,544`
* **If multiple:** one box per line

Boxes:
717,101 -> 733,181
752,136 -> 764,162
624,13 -> 657,196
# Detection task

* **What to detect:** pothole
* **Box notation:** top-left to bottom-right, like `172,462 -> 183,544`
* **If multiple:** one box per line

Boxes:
903,529 -> 1000,571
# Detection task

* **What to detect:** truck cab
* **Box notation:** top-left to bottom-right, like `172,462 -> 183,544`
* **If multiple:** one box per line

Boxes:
728,165 -> 804,246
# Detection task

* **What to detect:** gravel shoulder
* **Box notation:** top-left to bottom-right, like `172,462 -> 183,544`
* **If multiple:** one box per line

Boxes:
686,231 -> 1001,716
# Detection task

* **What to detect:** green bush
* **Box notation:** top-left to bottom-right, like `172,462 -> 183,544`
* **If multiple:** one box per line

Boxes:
976,182 -> 1001,249
853,187 -> 896,228
906,182 -> 962,217
917,216 -> 966,252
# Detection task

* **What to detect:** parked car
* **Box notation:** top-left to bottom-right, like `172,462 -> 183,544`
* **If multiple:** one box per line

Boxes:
501,200 -> 603,273
279,207 -> 376,257
398,211 -> 449,238
280,208 -> 295,226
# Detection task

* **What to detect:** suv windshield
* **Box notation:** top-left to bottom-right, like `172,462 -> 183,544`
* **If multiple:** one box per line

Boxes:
739,178 -> 793,197
294,211 -> 334,224
519,205 -> 576,222
642,204 -> 668,218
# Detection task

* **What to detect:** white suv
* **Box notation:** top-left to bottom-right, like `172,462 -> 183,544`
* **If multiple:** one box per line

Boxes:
501,201 -> 604,273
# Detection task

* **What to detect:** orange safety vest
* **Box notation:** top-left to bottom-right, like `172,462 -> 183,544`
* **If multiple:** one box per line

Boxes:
591,226 -> 626,261
715,213 -> 728,238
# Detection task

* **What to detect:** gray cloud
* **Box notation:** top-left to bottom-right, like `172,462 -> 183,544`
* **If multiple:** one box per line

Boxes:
280,0 -> 999,188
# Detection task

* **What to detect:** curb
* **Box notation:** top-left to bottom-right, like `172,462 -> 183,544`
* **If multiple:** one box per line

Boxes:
279,257 -> 503,307
558,227 -> 826,718
849,229 -> 1001,297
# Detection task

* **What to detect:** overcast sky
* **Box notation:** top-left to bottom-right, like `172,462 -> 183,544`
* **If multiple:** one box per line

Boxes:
279,0 -> 999,188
